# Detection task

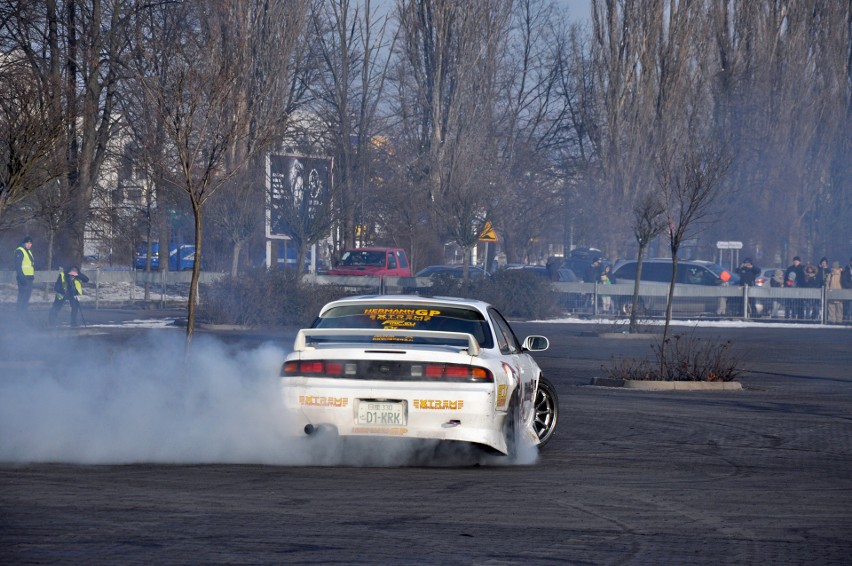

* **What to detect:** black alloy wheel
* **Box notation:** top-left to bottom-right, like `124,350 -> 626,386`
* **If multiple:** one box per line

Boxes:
533,376 -> 559,447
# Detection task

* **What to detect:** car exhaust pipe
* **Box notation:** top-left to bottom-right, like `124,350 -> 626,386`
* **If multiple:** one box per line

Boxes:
304,424 -> 335,436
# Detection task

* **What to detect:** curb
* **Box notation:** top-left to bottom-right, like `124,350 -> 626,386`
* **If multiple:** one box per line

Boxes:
590,377 -> 743,391
597,332 -> 658,339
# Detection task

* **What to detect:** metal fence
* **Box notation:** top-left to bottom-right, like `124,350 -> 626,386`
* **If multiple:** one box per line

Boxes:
1,269 -> 225,308
5,270 -> 851,323
304,274 -> 852,324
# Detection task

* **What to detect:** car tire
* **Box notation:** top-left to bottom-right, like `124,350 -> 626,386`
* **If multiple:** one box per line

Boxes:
503,393 -> 521,460
534,376 -> 559,447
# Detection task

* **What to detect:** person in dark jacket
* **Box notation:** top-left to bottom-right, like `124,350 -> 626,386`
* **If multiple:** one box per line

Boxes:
770,268 -> 785,317
801,263 -> 821,320
583,257 -> 603,283
735,257 -> 761,317
784,257 -> 806,319
841,257 -> 852,321
817,257 -> 830,288
14,236 -> 35,312
48,265 -> 89,327
581,257 -> 604,312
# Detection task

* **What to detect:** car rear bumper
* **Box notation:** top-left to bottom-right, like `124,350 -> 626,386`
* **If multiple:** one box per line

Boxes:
280,377 -> 508,454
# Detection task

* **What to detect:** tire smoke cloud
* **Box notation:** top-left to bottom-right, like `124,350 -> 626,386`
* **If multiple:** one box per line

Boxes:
0,325 -> 535,467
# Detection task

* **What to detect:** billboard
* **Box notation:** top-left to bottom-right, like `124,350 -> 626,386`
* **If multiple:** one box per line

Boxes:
266,154 -> 333,239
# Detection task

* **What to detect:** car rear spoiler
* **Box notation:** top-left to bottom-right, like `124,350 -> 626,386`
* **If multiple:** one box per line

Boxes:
293,328 -> 481,356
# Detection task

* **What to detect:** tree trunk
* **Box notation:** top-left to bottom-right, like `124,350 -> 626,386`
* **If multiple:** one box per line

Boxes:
230,240 -> 243,277
628,244 -> 647,333
660,254 -> 679,379
185,201 -> 203,354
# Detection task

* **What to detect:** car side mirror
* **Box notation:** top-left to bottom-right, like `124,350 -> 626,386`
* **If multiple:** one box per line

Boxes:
523,335 -> 549,352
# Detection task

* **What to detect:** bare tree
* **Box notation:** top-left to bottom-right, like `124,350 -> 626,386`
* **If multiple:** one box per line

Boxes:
627,192 -> 665,332
489,0 -> 570,266
4,0 -> 132,265
392,0 -> 512,278
309,0 -> 396,254
208,169 -> 264,277
130,0 -> 310,348
656,137 -> 731,371
0,49 -> 64,221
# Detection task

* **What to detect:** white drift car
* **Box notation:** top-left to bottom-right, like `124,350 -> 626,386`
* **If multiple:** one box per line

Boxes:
280,295 -> 559,457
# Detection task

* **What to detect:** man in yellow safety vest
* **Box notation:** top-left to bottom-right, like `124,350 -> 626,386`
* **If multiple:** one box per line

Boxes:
48,265 -> 89,327
14,236 -> 35,312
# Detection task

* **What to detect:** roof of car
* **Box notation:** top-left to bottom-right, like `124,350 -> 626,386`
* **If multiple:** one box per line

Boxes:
343,247 -> 404,252
614,258 -> 721,268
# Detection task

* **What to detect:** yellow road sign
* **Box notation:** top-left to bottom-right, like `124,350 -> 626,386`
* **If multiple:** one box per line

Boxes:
479,221 -> 497,242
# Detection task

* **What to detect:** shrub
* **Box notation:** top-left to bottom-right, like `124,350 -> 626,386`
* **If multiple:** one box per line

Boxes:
426,269 -> 560,319
200,269 -> 349,328
200,266 -> 563,328
605,331 -> 743,382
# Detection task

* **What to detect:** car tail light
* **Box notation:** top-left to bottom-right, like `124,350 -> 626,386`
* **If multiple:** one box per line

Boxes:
423,363 -> 492,382
282,360 -> 347,377
282,360 -> 492,382
755,277 -> 767,286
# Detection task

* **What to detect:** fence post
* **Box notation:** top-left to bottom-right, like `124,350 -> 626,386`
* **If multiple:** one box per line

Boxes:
743,285 -> 749,320
593,281 -> 599,317
95,267 -> 100,310
821,286 -> 826,325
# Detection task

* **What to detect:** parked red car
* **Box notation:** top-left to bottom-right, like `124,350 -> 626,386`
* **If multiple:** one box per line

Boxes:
327,248 -> 412,277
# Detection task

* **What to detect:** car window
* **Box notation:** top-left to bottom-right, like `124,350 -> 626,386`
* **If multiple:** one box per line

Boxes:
614,262 -> 636,280
340,250 -> 387,267
488,308 -> 521,354
314,304 -> 494,349
397,251 -> 409,268
388,253 -> 397,269
678,264 -> 706,285
643,263 -> 672,282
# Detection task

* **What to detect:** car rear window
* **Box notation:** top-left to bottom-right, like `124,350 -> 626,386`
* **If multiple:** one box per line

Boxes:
314,304 -> 493,348
339,251 -> 386,267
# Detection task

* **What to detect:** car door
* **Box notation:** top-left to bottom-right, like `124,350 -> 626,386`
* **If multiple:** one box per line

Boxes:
489,308 -> 536,419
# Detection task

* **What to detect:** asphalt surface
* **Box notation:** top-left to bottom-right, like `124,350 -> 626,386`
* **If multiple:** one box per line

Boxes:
1,307 -> 851,564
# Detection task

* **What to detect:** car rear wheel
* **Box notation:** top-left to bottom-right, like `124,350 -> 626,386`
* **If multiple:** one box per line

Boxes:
534,376 -> 559,447
502,393 -> 521,460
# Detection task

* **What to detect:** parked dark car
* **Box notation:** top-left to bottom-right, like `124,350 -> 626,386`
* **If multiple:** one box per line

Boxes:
414,265 -> 490,279
611,259 -> 738,316
405,264 -> 489,294
549,248 -> 610,281
506,264 -> 578,282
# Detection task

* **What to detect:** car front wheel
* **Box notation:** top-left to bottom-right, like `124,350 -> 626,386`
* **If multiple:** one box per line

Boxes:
534,376 -> 559,447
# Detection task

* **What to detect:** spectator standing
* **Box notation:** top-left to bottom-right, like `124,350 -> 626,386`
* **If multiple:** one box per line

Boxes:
841,257 -> 852,321
48,265 -> 90,327
583,256 -> 604,313
784,257 -> 806,319
770,268 -> 785,317
599,264 -> 616,313
817,257 -> 830,287
14,236 -> 35,313
802,263 -> 821,320
825,261 -> 844,324
583,257 -> 603,283
735,258 -> 761,317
